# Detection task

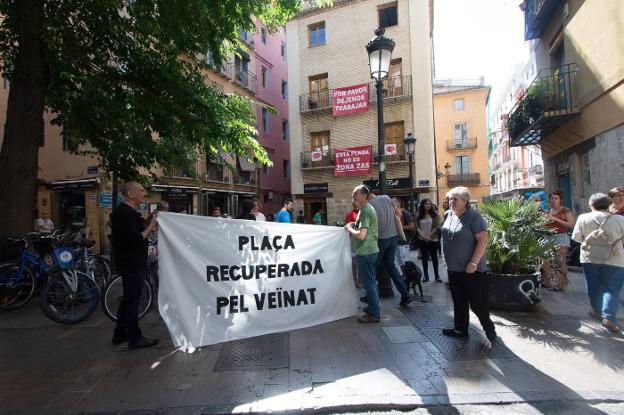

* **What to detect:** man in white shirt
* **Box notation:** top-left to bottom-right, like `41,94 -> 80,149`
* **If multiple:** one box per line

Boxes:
35,211 -> 54,233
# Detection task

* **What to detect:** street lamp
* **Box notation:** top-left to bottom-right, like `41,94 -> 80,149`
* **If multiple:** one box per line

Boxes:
403,133 -> 416,213
366,27 -> 395,194
444,162 -> 451,176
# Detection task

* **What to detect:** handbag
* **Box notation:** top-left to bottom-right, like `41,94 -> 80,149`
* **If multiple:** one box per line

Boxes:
394,214 -> 407,242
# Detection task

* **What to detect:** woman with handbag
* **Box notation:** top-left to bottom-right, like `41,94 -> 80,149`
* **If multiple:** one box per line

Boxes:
415,198 -> 442,282
572,193 -> 624,333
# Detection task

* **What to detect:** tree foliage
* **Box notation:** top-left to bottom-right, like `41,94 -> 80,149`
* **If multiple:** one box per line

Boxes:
0,0 -> 328,181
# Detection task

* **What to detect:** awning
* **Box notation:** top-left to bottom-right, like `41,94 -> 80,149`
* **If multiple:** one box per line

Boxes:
47,178 -> 99,191
237,156 -> 256,172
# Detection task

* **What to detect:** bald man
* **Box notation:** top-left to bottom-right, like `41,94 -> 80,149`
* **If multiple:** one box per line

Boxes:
111,181 -> 159,349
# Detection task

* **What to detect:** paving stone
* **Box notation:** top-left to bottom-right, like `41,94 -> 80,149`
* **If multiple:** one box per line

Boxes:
213,333 -> 289,371
382,325 -> 428,343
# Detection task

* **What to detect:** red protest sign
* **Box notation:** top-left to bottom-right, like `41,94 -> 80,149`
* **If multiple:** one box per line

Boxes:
334,145 -> 372,176
332,84 -> 369,116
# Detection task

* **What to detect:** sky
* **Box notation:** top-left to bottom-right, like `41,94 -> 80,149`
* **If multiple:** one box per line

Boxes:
433,0 -> 530,101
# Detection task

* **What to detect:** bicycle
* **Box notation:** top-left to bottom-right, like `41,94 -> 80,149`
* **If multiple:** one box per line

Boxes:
73,239 -> 112,290
0,232 -> 100,324
102,241 -> 159,322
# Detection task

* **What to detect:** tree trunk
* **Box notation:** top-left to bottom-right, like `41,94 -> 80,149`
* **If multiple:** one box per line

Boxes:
0,0 -> 48,238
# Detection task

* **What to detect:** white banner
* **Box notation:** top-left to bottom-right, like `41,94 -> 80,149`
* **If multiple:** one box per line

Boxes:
157,212 -> 358,350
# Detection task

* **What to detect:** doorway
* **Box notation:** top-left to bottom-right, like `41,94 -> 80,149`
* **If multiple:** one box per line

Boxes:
303,198 -> 327,225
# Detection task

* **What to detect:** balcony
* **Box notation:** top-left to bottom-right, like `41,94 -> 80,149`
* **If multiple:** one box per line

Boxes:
300,141 -> 408,170
528,164 -> 544,175
299,89 -> 331,112
229,63 -> 257,94
523,0 -> 562,40
299,75 -> 412,113
447,173 -> 480,186
206,58 -> 231,79
446,137 -> 477,151
235,170 -> 257,186
508,63 -> 578,147
239,30 -> 255,49
368,75 -> 413,103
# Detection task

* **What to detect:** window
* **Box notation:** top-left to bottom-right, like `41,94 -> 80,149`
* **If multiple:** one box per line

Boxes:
282,119 -> 289,140
308,74 -> 329,108
384,121 -> 404,162
283,160 -> 290,178
453,123 -> 468,147
234,53 -> 250,86
378,3 -> 398,28
263,164 -> 272,176
454,155 -> 471,175
281,42 -> 286,60
382,58 -> 402,97
281,80 -> 288,99
261,108 -> 269,133
261,67 -> 268,88
309,22 -> 325,47
260,27 -> 267,44
310,131 -> 330,163
454,98 -> 464,111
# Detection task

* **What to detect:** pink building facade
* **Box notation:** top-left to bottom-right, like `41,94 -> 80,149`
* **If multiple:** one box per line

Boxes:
252,23 -> 291,216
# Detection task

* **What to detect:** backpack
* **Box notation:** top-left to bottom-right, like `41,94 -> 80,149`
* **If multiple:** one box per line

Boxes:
581,214 -> 623,261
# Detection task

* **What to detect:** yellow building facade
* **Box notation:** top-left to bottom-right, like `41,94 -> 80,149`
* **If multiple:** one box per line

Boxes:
433,82 -> 491,207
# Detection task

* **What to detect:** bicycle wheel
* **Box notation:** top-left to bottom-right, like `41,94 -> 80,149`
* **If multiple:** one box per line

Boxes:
0,263 -> 36,310
92,255 -> 112,288
102,274 -> 153,322
40,270 -> 99,324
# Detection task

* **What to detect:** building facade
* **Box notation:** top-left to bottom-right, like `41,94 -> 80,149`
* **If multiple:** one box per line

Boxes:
489,56 -> 545,197
286,0 -> 435,224
508,0 -> 624,214
253,24 -> 292,215
433,79 -> 491,207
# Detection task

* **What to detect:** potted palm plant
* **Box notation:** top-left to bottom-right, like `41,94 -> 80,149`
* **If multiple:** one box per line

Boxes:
480,197 -> 557,310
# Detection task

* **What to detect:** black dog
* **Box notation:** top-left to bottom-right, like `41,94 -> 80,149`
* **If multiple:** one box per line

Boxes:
402,261 -> 426,302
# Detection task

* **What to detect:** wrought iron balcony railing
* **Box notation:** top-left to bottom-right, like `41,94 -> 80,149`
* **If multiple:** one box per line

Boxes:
447,137 -> 477,151
507,63 -> 578,147
299,75 -> 412,113
447,173 -> 481,186
523,0 -> 562,40
229,63 -> 257,94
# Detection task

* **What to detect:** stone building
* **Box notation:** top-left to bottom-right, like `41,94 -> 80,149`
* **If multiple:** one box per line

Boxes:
286,0 -> 435,224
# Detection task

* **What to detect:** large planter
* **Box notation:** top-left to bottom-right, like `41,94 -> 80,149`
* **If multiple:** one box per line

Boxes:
487,271 -> 541,311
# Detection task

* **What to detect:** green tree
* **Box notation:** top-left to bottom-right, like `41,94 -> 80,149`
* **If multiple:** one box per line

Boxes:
0,0 -> 328,237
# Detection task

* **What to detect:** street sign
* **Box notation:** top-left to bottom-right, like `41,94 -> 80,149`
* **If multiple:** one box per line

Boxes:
304,183 -> 329,193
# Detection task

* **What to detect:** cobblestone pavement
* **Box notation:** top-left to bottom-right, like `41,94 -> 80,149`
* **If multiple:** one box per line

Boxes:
1,253 -> 623,414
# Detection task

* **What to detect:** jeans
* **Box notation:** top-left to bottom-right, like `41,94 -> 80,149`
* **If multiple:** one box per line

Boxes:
116,268 -> 146,341
581,263 -> 624,321
377,236 -> 410,300
420,241 -> 440,280
357,253 -> 380,318
448,271 -> 495,335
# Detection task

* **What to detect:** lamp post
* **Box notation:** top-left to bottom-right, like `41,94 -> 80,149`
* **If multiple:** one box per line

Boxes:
403,133 -> 416,213
366,28 -> 395,195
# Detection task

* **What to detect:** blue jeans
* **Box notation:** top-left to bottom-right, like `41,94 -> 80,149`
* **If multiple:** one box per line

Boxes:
377,236 -> 410,300
357,253 -> 380,318
582,263 -> 624,321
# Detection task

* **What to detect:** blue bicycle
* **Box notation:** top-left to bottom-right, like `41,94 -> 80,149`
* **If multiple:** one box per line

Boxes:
0,233 -> 99,324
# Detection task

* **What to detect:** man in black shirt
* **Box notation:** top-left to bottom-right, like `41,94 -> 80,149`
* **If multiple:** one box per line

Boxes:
112,181 -> 159,349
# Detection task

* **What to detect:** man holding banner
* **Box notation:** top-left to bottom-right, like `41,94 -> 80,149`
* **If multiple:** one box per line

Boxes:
345,185 -> 381,323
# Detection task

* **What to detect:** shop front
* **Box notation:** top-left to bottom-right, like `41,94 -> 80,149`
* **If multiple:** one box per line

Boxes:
39,177 -> 101,252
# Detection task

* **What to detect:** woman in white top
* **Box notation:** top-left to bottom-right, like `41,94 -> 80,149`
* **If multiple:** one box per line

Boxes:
415,198 -> 441,282
572,193 -> 624,333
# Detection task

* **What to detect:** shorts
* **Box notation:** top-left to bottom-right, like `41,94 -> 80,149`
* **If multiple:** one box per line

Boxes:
545,233 -> 570,247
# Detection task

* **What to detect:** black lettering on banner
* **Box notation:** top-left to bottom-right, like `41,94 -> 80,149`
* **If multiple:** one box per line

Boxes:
237,235 -> 296,251
207,266 -> 219,282
255,293 -> 266,309
252,288 -> 317,311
